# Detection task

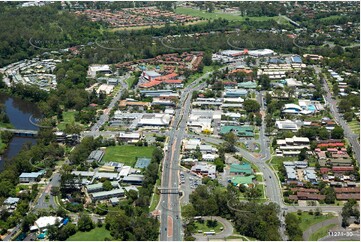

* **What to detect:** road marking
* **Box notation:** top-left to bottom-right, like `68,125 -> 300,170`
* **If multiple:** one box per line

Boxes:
167,215 -> 173,238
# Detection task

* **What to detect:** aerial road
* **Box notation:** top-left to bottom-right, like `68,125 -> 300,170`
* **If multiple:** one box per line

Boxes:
159,70 -> 214,241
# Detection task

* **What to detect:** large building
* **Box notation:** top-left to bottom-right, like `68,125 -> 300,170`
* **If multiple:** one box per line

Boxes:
19,171 -> 44,183
87,64 -> 112,78
223,89 -> 248,98
276,136 -> 310,156
220,125 -> 254,137
191,162 -> 217,179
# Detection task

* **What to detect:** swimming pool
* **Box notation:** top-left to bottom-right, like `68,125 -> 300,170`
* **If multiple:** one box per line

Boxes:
308,104 -> 316,112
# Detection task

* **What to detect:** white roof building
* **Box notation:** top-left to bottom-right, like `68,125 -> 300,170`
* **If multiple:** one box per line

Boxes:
248,49 -> 274,57
87,65 -> 111,78
119,166 -> 131,177
275,120 -> 301,131
33,216 -> 63,230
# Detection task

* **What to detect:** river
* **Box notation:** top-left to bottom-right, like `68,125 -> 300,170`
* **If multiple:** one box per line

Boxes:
0,94 -> 41,170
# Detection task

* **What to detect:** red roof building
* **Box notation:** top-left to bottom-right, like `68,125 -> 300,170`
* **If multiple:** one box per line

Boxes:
332,166 -> 354,172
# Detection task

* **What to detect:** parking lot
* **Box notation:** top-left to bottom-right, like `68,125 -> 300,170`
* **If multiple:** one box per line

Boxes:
179,169 -> 202,204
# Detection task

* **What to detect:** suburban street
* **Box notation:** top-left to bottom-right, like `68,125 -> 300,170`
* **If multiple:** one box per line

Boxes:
314,66 -> 360,163
90,74 -> 130,133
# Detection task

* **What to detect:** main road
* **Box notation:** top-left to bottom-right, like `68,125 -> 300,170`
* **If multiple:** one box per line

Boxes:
159,69 -> 216,241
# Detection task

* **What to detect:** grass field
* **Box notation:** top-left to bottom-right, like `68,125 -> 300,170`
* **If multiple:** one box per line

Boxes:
309,223 -> 337,241
0,122 -> 13,129
67,226 -> 112,241
348,120 -> 360,135
269,156 -> 298,170
58,110 -> 83,131
102,145 -> 155,166
292,212 -> 335,232
194,220 -> 223,233
185,65 -> 214,86
175,7 -> 277,22
125,76 -> 137,89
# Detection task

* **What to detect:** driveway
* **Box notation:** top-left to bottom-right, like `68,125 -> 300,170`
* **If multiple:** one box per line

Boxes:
192,216 -> 234,241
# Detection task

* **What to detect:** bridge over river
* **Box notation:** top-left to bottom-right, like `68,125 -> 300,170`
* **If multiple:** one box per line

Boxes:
0,128 -> 38,136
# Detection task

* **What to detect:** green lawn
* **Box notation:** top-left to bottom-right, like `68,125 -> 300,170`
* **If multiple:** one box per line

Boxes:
67,226 -> 112,241
175,7 -> 277,22
269,156 -> 298,170
58,110 -> 83,131
292,212 -> 336,232
102,145 -> 155,166
348,120 -> 360,135
0,122 -> 14,129
125,76 -> 136,89
185,65 -> 214,86
194,220 -> 223,233
309,223 -> 337,241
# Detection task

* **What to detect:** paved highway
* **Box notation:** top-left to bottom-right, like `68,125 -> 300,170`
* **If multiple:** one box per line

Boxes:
159,70 -> 214,241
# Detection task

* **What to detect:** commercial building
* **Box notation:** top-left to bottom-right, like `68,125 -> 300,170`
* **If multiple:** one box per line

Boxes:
276,136 -> 310,156
87,64 -> 111,78
19,171 -> 44,183
122,175 -> 144,185
248,49 -> 274,57
230,175 -> 255,186
118,132 -> 142,143
238,81 -> 257,89
275,120 -> 302,131
90,188 -> 125,201
230,163 -> 253,175
191,162 -> 217,179
220,125 -> 254,137
31,216 -> 63,231
86,181 -> 120,193
223,89 -> 248,98
87,150 -> 105,163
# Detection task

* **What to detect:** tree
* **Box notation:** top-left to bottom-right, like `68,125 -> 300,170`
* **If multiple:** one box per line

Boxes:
298,148 -> 307,161
21,213 -> 37,232
222,132 -> 238,153
341,199 -> 359,227
285,213 -> 303,240
343,112 -> 354,122
77,213 -> 94,232
243,99 -> 260,113
102,180 -> 113,191
331,126 -> 344,139
244,187 -> 261,200
57,223 -> 77,241
259,75 -> 271,90
318,127 -> 329,140
203,51 -> 213,66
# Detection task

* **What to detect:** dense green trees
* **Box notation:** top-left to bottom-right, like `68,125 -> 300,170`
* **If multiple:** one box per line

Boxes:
243,99 -> 261,113
341,199 -> 360,227
105,207 -> 159,241
78,213 -> 94,232
285,213 -> 303,240
186,183 -> 281,240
